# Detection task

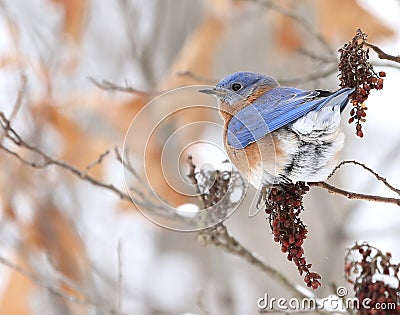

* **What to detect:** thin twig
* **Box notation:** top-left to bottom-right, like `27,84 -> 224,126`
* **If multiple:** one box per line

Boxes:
0,114 -> 186,222
0,73 -> 27,144
10,73 -> 27,119
298,48 -> 337,64
279,64 -> 338,85
43,254 -> 89,301
88,77 -> 155,95
117,0 -> 141,61
176,71 -> 215,84
328,160 -> 400,195
199,224 -> 311,300
178,64 -> 338,87
308,182 -> 400,206
115,147 -> 143,184
246,0 -> 335,56
115,147 -> 176,213
83,149 -> 110,175
0,143 -> 131,202
364,42 -> 400,64
0,255 -> 89,306
371,61 -> 400,70
0,112 -> 133,202
0,255 -> 128,315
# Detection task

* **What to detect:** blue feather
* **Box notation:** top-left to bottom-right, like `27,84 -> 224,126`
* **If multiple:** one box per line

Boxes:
217,72 -> 277,90
227,87 -> 354,149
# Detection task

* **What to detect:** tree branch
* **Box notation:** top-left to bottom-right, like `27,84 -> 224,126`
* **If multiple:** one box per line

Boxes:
88,77 -> 156,95
246,0 -> 335,56
177,64 -> 338,87
308,182 -> 400,206
0,255 -> 129,315
364,42 -> 400,64
198,224 -> 310,299
278,64 -> 338,85
0,111 -> 157,210
0,73 -> 26,144
328,160 -> 400,195
176,71 -> 215,84
83,149 -> 110,175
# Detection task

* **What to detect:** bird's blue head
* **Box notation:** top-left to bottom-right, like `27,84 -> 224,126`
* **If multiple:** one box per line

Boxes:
199,72 -> 279,116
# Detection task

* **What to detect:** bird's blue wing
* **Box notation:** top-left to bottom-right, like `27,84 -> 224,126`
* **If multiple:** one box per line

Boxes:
227,87 -> 353,149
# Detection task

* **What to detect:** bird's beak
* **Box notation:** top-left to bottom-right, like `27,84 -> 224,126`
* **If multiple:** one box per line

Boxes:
198,88 -> 226,96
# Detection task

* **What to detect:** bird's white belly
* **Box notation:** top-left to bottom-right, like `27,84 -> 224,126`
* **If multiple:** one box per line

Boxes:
236,131 -> 345,187
277,112 -> 345,183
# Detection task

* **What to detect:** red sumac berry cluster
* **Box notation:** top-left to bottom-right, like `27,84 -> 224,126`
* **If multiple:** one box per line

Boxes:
265,182 -> 321,289
338,29 -> 385,138
345,243 -> 400,314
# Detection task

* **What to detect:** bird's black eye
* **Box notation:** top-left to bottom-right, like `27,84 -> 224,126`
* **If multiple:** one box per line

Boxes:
231,83 -> 242,91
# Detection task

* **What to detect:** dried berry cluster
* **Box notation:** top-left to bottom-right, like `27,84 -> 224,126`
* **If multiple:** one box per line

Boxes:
265,182 -> 321,289
198,169 -> 231,208
345,243 -> 400,314
187,156 -> 245,228
338,29 -> 385,138
187,156 -> 231,207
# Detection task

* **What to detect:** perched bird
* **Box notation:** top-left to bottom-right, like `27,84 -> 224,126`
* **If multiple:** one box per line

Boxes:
200,72 -> 354,188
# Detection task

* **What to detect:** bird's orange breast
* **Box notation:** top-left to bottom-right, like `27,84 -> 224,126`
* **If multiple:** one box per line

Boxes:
223,123 -> 287,187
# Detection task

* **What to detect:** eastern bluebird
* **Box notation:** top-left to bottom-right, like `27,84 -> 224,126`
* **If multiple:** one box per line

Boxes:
200,72 -> 354,188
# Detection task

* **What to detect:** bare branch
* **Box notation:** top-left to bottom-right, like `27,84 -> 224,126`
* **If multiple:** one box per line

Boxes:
364,42 -> 400,64
176,71 -> 215,84
9,72 -> 27,122
178,65 -> 338,88
83,149 -> 110,175
0,115 -> 189,225
114,147 -> 176,213
371,61 -> 400,70
0,255 -> 89,306
328,160 -> 400,195
0,73 -> 27,144
246,0 -> 335,56
114,147 -> 143,183
0,115 -> 173,221
0,111 -> 134,203
278,64 -> 338,85
298,48 -> 337,64
198,224 -> 310,300
308,182 -> 400,206
88,77 -> 155,95
0,255 -> 128,315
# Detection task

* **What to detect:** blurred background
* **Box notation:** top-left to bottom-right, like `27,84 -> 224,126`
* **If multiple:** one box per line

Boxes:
0,0 -> 399,314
